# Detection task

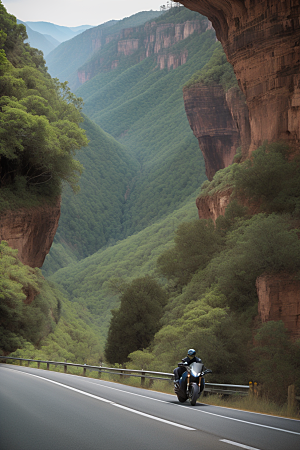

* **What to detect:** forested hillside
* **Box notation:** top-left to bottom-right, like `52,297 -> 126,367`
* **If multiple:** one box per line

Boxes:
44,7 -> 217,271
42,115 -> 139,274
0,1 -> 103,360
50,193 -> 199,340
46,11 -> 163,90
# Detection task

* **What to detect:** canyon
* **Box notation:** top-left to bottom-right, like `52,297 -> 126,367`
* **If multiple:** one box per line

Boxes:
1,3 -> 299,341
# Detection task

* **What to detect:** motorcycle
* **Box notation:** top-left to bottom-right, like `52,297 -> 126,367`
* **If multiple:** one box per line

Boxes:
174,361 -> 212,406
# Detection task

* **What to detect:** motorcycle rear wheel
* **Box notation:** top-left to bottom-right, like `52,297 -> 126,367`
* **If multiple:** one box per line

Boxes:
189,384 -> 199,406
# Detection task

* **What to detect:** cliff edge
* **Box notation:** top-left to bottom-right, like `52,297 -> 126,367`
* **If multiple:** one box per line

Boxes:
183,84 -> 250,180
179,0 -> 300,153
0,197 -> 61,268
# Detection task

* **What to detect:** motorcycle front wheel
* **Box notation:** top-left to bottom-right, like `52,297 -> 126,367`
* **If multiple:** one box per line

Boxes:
189,384 -> 199,406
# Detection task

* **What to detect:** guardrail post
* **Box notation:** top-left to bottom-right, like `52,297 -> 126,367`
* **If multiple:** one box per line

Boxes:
64,364 -> 67,374
120,370 -> 124,381
19,359 -> 22,366
249,381 -> 253,396
288,384 -> 296,411
141,371 -> 145,387
38,361 -> 40,369
254,382 -> 258,397
98,367 -> 102,378
83,366 -> 87,376
47,362 -> 50,370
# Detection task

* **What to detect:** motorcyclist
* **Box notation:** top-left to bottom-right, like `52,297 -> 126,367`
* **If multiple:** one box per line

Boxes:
173,348 -> 206,385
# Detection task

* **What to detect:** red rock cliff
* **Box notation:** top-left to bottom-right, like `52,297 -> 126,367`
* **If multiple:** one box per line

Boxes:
183,84 -> 250,180
78,16 -> 212,83
0,197 -> 61,268
179,0 -> 300,154
196,187 -> 232,221
256,273 -> 300,341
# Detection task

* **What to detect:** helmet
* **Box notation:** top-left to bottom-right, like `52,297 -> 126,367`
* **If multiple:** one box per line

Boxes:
187,348 -> 196,358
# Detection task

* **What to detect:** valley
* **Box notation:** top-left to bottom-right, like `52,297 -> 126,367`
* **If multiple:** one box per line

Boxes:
1,1 -> 300,410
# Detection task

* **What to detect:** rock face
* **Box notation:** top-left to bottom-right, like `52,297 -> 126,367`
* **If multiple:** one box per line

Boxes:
157,50 -> 188,70
196,188 -> 232,220
256,274 -> 300,340
145,19 -> 208,55
0,197 -> 61,268
179,0 -> 300,153
77,16 -> 212,83
183,84 -> 250,180
118,39 -> 139,56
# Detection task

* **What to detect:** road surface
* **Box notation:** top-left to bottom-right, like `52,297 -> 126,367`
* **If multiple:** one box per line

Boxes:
0,364 -> 299,450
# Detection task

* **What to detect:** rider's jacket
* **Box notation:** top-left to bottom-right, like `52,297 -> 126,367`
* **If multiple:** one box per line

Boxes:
182,356 -> 202,365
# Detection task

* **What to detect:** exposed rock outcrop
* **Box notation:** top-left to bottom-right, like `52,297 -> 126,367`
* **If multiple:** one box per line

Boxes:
256,273 -> 300,340
145,19 -> 209,55
118,39 -> 139,56
179,0 -> 300,153
0,197 -> 61,268
78,71 -> 91,84
183,83 -> 250,180
78,16 -> 212,83
196,188 -> 232,221
157,50 -> 188,70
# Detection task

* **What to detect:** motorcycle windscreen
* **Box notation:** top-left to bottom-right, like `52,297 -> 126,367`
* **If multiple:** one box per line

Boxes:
190,362 -> 203,377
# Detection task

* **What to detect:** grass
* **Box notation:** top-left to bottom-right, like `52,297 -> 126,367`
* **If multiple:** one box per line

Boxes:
202,393 -> 299,420
7,360 -> 299,419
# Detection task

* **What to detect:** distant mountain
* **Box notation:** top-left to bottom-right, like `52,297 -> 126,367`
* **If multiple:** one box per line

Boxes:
17,20 -> 59,56
25,21 -> 93,43
43,34 -> 60,47
70,25 -> 96,33
17,19 -> 97,56
46,11 -> 163,89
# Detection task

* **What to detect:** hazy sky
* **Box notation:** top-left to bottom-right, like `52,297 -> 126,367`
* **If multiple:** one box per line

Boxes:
2,0 -> 168,27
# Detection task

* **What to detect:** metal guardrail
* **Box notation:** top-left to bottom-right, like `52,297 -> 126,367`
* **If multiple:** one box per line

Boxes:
0,356 -> 249,395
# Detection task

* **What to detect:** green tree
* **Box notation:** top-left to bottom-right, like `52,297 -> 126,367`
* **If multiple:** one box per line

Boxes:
252,321 -> 300,404
0,2 -> 88,210
233,142 -> 300,216
0,241 -> 56,353
157,219 -> 223,290
105,276 -> 168,364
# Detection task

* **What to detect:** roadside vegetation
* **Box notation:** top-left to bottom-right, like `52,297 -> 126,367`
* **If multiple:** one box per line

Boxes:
108,143 -> 300,408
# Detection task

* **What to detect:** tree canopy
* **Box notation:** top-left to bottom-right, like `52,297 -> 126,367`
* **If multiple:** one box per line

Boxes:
105,276 -> 168,364
0,1 -> 88,211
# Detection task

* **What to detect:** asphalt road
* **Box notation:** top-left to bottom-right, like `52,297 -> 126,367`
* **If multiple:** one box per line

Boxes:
1,364 -> 299,450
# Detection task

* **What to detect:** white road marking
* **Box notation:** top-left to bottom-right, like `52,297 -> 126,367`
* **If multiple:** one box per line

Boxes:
88,380 -> 300,436
4,368 -> 195,431
86,379 -> 170,404
114,403 -> 195,430
220,439 -> 261,450
192,409 -> 300,436
3,367 -> 300,436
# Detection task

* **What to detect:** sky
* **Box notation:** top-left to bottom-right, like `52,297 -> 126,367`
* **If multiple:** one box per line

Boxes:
2,0 -> 169,27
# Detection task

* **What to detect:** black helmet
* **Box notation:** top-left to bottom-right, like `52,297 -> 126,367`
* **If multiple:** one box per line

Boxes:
187,348 -> 196,358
